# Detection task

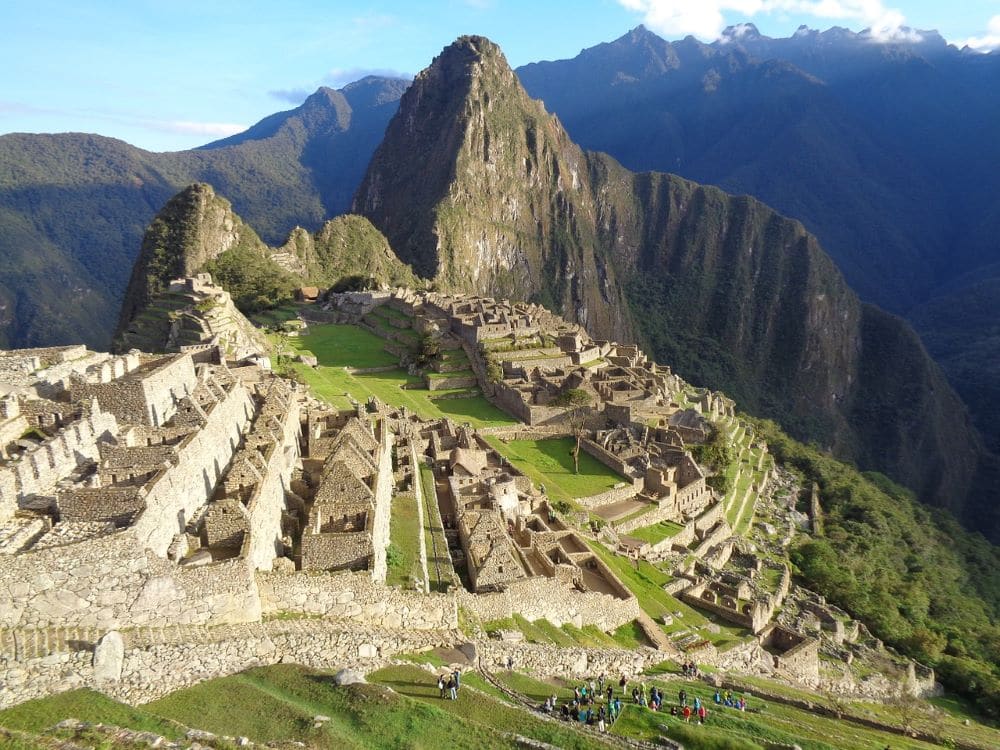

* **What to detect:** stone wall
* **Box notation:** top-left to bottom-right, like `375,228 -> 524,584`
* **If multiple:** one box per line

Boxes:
0,620 -> 456,709
242,397 -> 301,571
0,531 -> 259,630
369,426 -> 394,583
576,482 -> 642,510
457,576 -> 639,631
130,381 -> 254,556
580,438 -> 633,479
477,640 -> 660,679
0,405 -> 119,523
257,570 -> 457,630
57,486 -> 145,525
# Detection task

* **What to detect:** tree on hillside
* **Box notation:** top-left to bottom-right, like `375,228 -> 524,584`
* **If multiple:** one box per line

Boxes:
553,388 -> 593,474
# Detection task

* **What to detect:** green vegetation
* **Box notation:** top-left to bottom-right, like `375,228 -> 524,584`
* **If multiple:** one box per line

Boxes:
0,689 -> 181,738
627,520 -> 684,546
484,437 -> 625,503
756,418 -> 1000,719
385,493 -> 422,588
369,664 -> 609,749
204,242 -> 299,313
285,324 -> 516,427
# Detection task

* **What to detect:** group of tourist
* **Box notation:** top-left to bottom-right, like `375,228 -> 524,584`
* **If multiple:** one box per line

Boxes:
437,668 -> 462,701
531,662 -> 760,735
714,689 -> 748,711
680,661 -> 700,678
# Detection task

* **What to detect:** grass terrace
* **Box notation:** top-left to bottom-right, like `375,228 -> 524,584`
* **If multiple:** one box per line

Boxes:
484,437 -> 627,504
627,520 -> 684,546
286,324 -> 515,428
385,493 -> 422,588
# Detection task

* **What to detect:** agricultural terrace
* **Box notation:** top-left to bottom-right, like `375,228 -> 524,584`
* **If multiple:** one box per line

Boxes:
484,437 -> 627,504
285,324 -> 515,429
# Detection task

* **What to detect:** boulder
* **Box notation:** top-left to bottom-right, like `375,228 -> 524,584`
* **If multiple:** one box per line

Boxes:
93,631 -> 124,682
333,669 -> 366,686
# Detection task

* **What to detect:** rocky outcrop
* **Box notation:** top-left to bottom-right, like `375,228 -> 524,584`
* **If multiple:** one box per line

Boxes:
115,184 -> 266,340
354,35 -> 986,525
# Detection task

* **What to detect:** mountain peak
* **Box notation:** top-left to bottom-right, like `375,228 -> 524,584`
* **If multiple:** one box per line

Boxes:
720,23 -> 762,42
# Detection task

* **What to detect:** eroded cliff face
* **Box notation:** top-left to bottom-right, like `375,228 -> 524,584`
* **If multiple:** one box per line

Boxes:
354,35 -> 984,518
354,36 -> 635,343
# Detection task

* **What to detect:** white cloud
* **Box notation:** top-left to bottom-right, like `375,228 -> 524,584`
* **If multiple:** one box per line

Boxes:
960,15 -> 1000,52
618,0 -> 914,42
142,120 -> 247,137
325,67 -> 411,88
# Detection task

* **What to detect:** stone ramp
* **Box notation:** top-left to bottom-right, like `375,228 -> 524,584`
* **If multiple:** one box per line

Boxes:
634,610 -> 681,656
0,626 -> 104,660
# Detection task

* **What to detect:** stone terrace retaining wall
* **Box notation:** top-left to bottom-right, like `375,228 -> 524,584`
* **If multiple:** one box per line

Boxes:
0,531 -> 259,630
457,576 -> 639,631
477,640 -> 661,679
0,620 -> 458,709
257,571 -> 457,630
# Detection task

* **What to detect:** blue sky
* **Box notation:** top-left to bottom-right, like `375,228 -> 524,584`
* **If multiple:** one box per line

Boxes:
2,0 -> 998,151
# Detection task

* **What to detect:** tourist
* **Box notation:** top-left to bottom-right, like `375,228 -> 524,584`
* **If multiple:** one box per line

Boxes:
437,675 -> 446,698
606,684 -> 613,703
714,689 -> 722,704
682,705 -> 692,722
693,696 -> 701,711
679,688 -> 687,706
452,668 -> 461,693
561,703 -> 570,720
506,654 -> 514,670
598,705 -> 606,732
449,676 -> 458,700
698,704 -> 707,724
598,673 -> 606,695
670,705 -> 678,716
614,697 -> 622,719
632,687 -> 640,704
590,678 -> 596,697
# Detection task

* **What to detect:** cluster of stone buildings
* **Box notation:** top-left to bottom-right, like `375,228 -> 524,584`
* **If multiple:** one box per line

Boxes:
0,285 -> 934,711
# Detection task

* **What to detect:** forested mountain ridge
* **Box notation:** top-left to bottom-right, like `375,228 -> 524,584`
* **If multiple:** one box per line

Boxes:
0,76 -> 407,350
353,35 -> 996,539
515,24 -> 1000,453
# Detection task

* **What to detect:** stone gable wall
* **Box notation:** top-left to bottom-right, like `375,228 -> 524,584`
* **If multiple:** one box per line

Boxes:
0,407 -> 119,523
129,381 -> 254,556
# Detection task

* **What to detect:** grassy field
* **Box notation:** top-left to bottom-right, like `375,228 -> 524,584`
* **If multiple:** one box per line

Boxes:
385,493 -> 422,589
0,689 -> 182,738
369,664 -> 611,749
627,519 -> 684,546
287,324 -> 516,427
484,437 -> 627,503
585,539 -> 750,650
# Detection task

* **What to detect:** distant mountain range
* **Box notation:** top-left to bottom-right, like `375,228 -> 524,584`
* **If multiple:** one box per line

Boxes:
0,76 -> 406,350
517,24 -> 1000,452
2,26 -> 999,537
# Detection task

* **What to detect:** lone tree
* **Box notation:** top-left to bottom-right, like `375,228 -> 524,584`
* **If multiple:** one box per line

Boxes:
553,388 -> 593,474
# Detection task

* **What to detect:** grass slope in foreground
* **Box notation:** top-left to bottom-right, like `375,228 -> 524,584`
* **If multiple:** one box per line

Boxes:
286,323 -> 516,428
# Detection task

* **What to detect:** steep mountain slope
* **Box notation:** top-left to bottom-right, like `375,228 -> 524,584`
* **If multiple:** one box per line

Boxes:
355,36 -> 994,537
114,183 -> 416,350
515,25 -> 1000,452
0,76 -> 407,350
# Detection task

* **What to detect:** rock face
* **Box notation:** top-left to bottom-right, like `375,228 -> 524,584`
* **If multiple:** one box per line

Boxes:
92,631 -> 124,682
354,36 -> 636,343
354,35 -> 987,529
